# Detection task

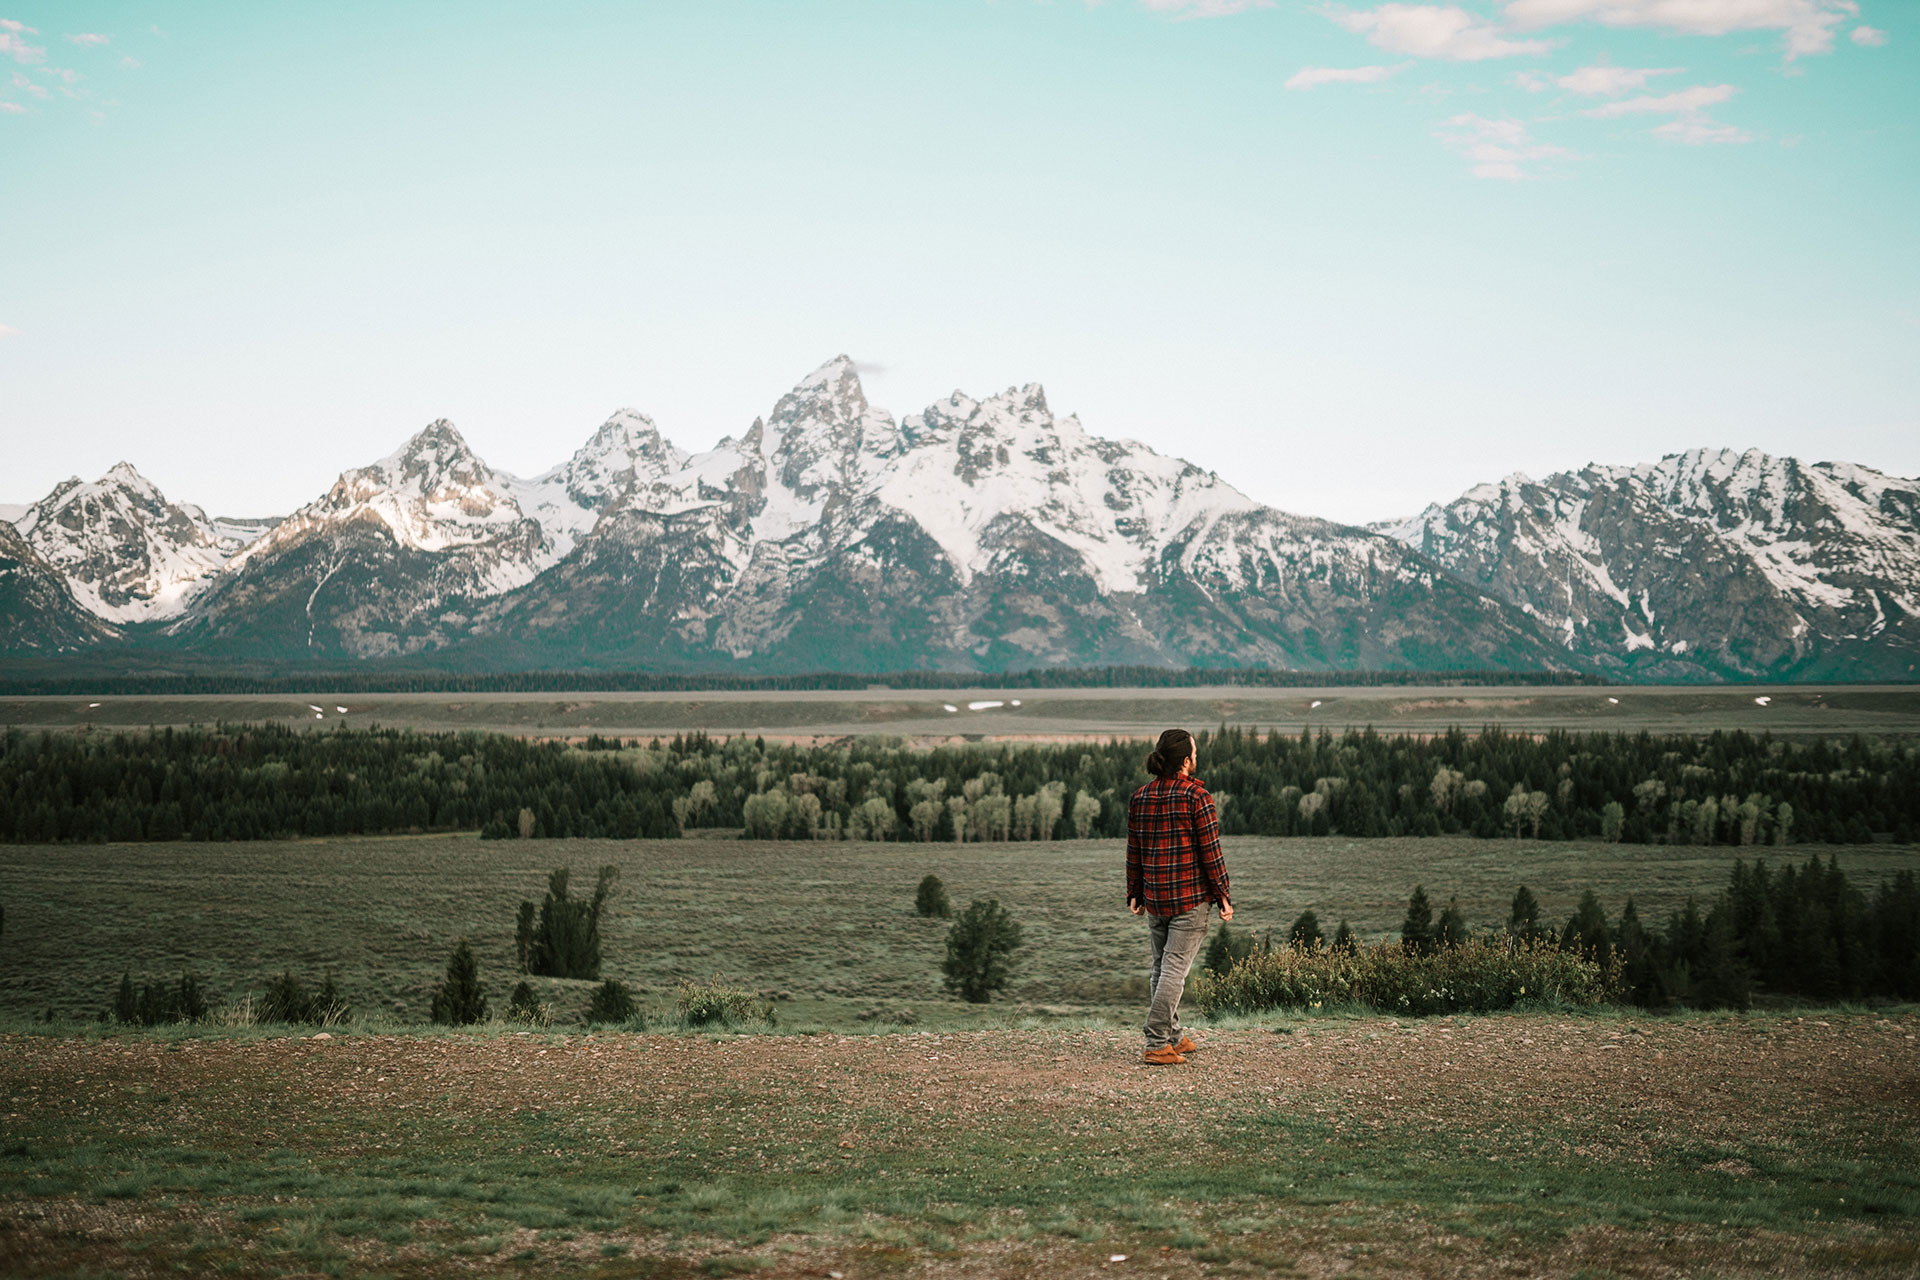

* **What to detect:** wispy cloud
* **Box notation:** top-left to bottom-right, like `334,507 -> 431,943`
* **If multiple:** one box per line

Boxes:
0,100 -> 25,114
1285,63 -> 1405,89
1516,62 -> 1683,94
1851,24 -> 1887,45
1334,4 -> 1558,59
1,17 -> 45,64
1584,83 -> 1736,116
1434,113 -> 1571,178
11,68 -> 45,97
1584,83 -> 1752,143
1500,0 -> 1860,60
66,32 -> 108,47
0,322 -> 20,336
1140,0 -> 1274,16
1652,118 -> 1752,143
120,54 -> 138,68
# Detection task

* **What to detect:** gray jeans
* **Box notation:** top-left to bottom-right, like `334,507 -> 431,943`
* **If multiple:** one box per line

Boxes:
1143,904 -> 1211,1047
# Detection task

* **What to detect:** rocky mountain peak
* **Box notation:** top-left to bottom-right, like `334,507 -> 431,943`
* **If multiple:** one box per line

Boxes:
13,462 -> 241,624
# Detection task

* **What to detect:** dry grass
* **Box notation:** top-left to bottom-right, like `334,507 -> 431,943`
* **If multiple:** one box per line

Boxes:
1,1010 -> 1917,1276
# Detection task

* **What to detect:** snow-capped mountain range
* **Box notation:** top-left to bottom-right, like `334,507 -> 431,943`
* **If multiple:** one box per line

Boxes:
4,356 -> 1914,678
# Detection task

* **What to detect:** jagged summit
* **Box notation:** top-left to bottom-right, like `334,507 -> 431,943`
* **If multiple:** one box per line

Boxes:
1387,446 -> 1919,678
13,461 -> 248,624
10,361 -> 1913,679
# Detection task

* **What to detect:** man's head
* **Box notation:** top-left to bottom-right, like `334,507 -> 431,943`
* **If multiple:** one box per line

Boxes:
1146,728 -> 1196,780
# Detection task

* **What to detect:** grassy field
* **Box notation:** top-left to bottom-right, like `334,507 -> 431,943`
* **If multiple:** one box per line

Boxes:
3,834 -> 1919,1276
3,834 -> 1917,1028
4,682 -> 1918,740
1,1013 -> 1916,1277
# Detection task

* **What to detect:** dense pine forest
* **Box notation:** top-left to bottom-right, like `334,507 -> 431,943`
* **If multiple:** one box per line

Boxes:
1,722 -> 1916,845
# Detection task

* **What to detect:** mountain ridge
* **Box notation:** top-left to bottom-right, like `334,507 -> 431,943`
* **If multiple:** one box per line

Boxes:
6,359 -> 1915,679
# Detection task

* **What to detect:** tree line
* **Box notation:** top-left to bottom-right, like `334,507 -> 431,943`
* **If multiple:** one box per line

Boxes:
2,721 -> 1917,845
0,665 -> 1606,697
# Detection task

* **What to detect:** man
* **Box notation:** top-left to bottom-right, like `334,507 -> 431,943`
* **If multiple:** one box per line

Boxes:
1126,727 -> 1233,1066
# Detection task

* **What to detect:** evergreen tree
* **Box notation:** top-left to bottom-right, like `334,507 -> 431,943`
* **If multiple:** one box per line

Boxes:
587,978 -> 638,1025
1331,920 -> 1356,954
1507,885 -> 1545,943
942,898 -> 1022,1003
915,874 -> 952,919
1401,885 -> 1436,956
1560,890 -> 1613,968
527,865 -> 617,979
430,939 -> 489,1025
1435,897 -> 1469,949
1289,909 -> 1324,950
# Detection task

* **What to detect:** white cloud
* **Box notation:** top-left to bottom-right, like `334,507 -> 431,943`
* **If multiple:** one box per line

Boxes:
66,32 -> 108,46
1434,112 -> 1571,178
1500,0 -> 1859,60
1653,117 -> 1753,142
0,323 -> 19,336
1851,24 -> 1886,45
1285,63 -> 1405,88
1584,83 -> 1736,115
0,18 -> 32,30
1335,4 -> 1558,59
0,100 -> 24,114
1140,0 -> 1273,16
11,68 -> 45,97
120,54 -> 139,68
0,23 -> 44,65
1582,83 -> 1753,143
1518,62 -> 1685,94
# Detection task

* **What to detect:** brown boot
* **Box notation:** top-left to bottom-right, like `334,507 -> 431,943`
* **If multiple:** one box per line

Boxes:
1142,1044 -> 1186,1066
1172,1034 -> 1200,1055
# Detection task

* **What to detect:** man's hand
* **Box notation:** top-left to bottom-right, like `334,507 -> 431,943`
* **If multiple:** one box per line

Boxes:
1219,900 -> 1234,923
1128,897 -> 1144,916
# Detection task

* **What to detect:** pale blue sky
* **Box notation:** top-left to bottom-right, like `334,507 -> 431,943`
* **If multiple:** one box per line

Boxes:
1,1 -> 1913,524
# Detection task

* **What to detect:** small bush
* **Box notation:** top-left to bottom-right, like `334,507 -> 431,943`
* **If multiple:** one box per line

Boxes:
942,898 -> 1023,1003
1204,923 -> 1257,974
111,972 -> 209,1026
1289,911 -> 1324,950
431,939 -> 489,1026
588,978 -> 639,1026
675,978 -> 773,1028
506,980 -> 552,1027
1193,936 -> 1615,1018
256,970 -> 348,1025
915,874 -> 951,918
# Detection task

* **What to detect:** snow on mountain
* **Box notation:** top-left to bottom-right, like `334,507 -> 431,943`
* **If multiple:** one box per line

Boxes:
226,419 -> 556,598
506,408 -> 689,561
1388,447 -> 1920,676
13,462 -> 258,623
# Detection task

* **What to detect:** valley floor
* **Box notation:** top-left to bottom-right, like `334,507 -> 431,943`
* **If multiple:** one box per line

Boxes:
2,1012 -> 1917,1278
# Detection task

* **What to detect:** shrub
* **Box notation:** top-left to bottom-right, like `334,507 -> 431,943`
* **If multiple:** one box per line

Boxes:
1193,936 -> 1614,1018
1331,920 -> 1356,953
588,978 -> 639,1026
254,970 -> 346,1025
1204,923 -> 1257,974
915,874 -> 951,919
942,898 -> 1023,1003
522,865 -> 618,980
1436,897 -> 1469,949
430,939 -> 488,1025
1289,910 -> 1324,951
1401,885 -> 1436,956
675,977 -> 772,1027
112,972 -> 208,1026
507,980 -> 551,1027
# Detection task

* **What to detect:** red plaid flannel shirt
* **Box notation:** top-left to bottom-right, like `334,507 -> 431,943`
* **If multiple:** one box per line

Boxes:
1126,774 -> 1230,917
